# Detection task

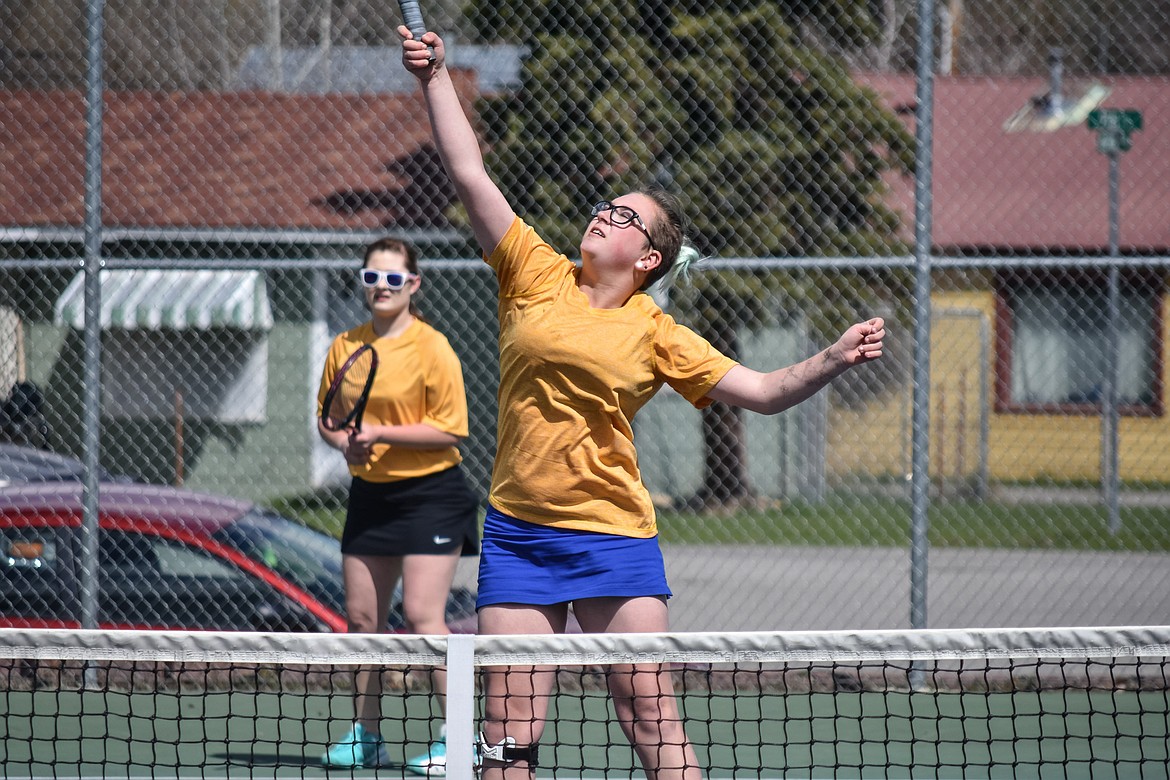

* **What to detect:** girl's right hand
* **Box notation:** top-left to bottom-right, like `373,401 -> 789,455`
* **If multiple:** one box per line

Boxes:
344,430 -> 373,465
398,25 -> 443,75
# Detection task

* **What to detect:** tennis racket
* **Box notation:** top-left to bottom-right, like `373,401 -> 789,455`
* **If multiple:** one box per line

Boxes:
320,344 -> 379,432
398,0 -> 435,60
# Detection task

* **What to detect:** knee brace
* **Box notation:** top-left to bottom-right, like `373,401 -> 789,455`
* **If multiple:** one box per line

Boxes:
476,733 -> 540,767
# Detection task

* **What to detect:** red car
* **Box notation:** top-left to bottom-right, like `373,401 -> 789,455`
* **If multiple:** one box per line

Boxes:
0,481 -> 475,633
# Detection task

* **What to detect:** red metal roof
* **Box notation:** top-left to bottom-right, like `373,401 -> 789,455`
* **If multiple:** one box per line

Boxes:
4,71 -> 1166,251
0,71 -> 479,231
857,73 -> 1170,253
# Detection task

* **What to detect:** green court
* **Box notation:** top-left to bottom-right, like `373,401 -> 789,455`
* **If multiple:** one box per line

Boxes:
4,687 -> 1167,779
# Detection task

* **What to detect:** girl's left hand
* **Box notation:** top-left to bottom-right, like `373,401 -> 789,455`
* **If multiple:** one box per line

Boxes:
838,317 -> 886,365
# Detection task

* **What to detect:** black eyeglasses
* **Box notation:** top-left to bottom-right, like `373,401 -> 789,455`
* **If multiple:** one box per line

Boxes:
359,269 -> 418,290
590,201 -> 655,250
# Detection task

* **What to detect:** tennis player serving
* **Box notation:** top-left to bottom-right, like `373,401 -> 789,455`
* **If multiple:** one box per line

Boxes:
401,26 -> 885,780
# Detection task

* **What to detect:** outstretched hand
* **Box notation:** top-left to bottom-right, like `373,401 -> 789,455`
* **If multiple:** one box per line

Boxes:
398,25 -> 443,75
835,317 -> 886,367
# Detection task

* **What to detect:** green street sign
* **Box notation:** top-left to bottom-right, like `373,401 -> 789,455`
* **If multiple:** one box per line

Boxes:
1087,108 -> 1143,153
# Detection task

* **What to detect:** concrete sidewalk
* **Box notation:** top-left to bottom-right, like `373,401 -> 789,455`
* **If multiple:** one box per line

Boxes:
450,540 -> 1170,633
661,544 -> 1170,632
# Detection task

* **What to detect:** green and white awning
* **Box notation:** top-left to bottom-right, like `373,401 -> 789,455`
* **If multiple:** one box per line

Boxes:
54,270 -> 274,331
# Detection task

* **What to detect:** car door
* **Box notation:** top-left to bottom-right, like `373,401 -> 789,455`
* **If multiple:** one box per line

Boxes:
98,527 -> 325,631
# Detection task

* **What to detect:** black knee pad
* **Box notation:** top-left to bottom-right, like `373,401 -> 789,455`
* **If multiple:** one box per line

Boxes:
476,733 -> 540,767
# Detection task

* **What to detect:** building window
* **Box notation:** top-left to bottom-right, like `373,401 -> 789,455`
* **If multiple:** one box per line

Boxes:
995,270 -> 1164,415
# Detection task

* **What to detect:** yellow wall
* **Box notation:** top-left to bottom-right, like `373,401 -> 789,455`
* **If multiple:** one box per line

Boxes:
828,290 -> 1170,484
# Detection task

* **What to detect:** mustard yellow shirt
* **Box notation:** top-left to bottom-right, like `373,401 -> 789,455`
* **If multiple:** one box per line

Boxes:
316,319 -> 468,482
487,217 -> 738,537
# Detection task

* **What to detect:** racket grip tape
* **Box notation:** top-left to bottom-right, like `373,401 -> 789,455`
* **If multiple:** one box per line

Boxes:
398,0 -> 435,59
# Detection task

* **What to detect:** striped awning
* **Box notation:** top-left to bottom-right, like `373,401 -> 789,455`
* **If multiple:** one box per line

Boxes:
54,270 -> 274,331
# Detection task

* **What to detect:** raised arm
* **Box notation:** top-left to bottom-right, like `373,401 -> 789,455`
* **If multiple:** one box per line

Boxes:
707,318 -> 886,415
400,27 -> 515,255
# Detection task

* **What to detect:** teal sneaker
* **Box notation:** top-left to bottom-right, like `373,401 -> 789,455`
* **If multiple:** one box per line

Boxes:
321,723 -> 391,768
404,738 -> 447,777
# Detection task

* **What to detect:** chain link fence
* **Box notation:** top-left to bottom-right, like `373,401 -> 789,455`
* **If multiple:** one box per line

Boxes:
1,0 -> 1168,634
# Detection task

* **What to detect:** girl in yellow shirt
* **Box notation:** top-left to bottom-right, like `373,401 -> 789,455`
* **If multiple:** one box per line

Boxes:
316,238 -> 479,774
402,30 -> 886,780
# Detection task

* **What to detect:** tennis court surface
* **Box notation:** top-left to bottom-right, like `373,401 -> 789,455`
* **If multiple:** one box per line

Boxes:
3,626 -> 1168,779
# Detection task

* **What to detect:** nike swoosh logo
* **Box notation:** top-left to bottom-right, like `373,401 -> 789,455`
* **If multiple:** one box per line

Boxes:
433,535 -> 452,545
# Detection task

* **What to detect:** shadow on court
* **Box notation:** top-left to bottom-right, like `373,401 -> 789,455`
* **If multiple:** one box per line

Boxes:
218,749 -> 328,767
212,751 -> 417,779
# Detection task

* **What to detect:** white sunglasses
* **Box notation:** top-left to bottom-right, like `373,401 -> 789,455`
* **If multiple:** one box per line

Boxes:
359,269 -> 418,290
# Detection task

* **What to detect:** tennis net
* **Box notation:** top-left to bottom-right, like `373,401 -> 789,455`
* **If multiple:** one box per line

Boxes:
2,625 -> 1168,779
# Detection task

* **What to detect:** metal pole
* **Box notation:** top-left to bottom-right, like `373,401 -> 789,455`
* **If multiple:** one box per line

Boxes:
266,0 -> 283,89
80,0 -> 106,632
977,316 -> 990,501
1101,151 -> 1121,533
910,0 -> 936,633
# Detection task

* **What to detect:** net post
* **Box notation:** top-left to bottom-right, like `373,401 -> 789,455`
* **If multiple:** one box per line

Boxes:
446,634 -> 477,780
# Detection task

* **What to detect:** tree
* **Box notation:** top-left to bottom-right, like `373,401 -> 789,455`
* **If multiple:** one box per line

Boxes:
856,0 -> 1170,76
0,0 -> 465,91
465,0 -> 914,508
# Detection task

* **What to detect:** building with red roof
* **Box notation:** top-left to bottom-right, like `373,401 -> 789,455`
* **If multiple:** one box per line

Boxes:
857,73 -> 1170,254
0,71 -> 482,239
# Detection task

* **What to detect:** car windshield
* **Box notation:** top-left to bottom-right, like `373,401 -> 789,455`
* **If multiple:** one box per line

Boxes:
212,510 -> 345,615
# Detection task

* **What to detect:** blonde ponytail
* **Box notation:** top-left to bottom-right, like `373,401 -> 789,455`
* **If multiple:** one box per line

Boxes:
665,243 -> 703,288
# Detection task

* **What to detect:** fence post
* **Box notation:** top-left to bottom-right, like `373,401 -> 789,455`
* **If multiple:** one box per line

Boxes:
909,0 -> 937,637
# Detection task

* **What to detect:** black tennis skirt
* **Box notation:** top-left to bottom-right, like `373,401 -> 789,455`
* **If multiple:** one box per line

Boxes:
342,466 -> 480,557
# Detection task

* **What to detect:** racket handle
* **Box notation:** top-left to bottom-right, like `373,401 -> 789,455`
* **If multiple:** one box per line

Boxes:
398,0 -> 435,60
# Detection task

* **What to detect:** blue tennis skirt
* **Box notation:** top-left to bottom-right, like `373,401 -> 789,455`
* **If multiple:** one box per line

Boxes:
476,505 -> 672,609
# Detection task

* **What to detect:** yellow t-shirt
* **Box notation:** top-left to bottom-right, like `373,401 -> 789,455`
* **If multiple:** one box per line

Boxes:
316,319 -> 468,482
487,217 -> 738,537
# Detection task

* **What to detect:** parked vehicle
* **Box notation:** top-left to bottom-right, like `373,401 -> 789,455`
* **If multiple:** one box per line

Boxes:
0,481 -> 476,633
0,443 -> 112,487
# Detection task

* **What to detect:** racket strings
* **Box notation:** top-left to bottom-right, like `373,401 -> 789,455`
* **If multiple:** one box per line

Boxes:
324,350 -> 375,429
